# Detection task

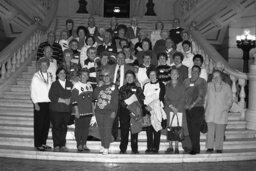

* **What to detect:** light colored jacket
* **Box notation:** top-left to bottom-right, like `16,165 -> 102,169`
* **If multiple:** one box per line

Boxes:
205,82 -> 233,124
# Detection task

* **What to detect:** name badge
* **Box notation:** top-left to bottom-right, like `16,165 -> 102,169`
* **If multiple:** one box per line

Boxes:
111,85 -> 115,91
160,70 -> 164,73
132,88 -> 136,92
108,48 -> 113,51
66,87 -> 71,90
70,68 -> 75,72
189,83 -> 194,87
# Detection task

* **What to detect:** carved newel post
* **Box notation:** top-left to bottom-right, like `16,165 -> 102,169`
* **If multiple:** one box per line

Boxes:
145,0 -> 156,16
77,0 -> 88,14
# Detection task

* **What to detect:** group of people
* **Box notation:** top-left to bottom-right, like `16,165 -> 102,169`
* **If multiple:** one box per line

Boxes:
30,16 -> 233,155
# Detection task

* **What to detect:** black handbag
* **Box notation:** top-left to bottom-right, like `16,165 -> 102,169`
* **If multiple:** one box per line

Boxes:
167,113 -> 184,142
200,119 -> 208,134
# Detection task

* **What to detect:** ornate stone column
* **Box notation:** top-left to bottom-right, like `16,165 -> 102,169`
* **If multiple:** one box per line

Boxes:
246,64 -> 256,130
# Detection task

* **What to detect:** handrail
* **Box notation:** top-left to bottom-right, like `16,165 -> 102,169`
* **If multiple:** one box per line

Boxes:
0,0 -> 59,85
190,29 -> 248,80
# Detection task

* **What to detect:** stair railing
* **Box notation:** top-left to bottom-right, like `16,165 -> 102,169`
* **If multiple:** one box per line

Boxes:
174,0 -> 248,119
0,0 -> 59,95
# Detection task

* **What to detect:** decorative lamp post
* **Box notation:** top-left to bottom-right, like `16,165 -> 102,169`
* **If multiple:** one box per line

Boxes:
236,30 -> 256,73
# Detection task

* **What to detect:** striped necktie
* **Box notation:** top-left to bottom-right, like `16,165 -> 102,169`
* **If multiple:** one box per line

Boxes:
115,65 -> 121,86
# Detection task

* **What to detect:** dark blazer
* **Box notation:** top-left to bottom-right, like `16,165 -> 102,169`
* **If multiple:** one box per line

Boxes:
126,26 -> 141,39
97,43 -> 117,56
48,80 -> 73,112
86,26 -> 100,38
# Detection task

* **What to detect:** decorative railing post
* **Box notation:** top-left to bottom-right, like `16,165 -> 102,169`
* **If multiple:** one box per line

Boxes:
1,63 -> 6,80
16,49 -> 21,68
238,78 -> 246,108
230,75 -> 238,102
11,53 -> 17,73
6,58 -> 12,78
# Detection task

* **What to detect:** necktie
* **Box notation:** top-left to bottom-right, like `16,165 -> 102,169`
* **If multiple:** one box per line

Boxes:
115,65 -> 121,86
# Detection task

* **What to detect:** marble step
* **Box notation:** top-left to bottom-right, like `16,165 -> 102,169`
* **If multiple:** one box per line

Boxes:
3,91 -> 30,95
0,106 -> 33,113
10,87 -> 30,92
0,112 -> 242,121
17,78 -> 33,82
0,110 -> 33,117
16,80 -> 32,86
0,101 -> 32,108
0,145 -> 256,163
0,117 -> 247,129
0,99 -> 31,104
0,137 -> 255,151
0,126 -> 255,140
0,115 -> 33,121
21,74 -> 34,79
3,94 -> 31,100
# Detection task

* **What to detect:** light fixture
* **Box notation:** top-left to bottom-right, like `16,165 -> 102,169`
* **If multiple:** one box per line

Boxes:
113,7 -> 120,13
236,29 -> 256,73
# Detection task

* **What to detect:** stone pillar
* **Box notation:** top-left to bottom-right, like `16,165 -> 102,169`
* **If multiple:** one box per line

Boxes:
246,64 -> 256,130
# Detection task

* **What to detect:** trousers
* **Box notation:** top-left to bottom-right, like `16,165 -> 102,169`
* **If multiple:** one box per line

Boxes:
34,102 -> 50,147
119,106 -> 138,152
75,115 -> 92,147
96,112 -> 115,148
206,122 -> 225,150
50,111 -> 70,147
146,125 -> 161,151
186,106 -> 204,153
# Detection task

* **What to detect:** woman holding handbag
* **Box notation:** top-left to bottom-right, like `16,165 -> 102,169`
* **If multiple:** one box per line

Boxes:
119,70 -> 144,154
164,68 -> 189,154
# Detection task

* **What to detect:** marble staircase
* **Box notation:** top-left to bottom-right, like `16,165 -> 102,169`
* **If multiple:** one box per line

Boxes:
0,61 -> 256,163
55,15 -> 172,37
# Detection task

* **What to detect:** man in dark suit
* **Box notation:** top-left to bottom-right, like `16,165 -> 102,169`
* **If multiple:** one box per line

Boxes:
108,52 -> 135,89
106,51 -> 135,140
169,18 -> 184,44
125,17 -> 141,41
97,31 -> 117,56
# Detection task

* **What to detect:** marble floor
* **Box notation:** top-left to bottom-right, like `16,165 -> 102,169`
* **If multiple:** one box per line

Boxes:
0,158 -> 256,171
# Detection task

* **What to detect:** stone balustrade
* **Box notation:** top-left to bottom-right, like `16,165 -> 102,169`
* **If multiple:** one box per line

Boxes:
0,0 -> 59,97
0,31 -> 42,81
